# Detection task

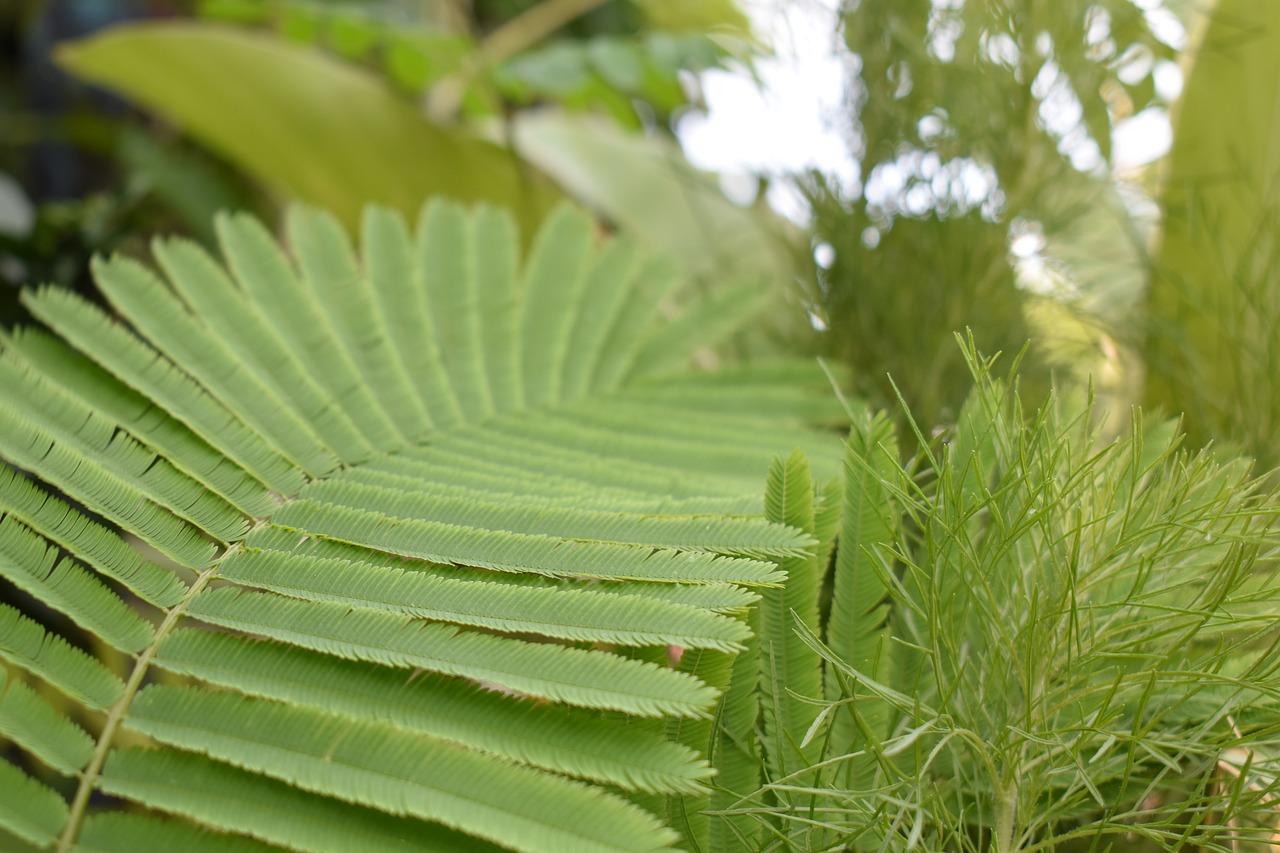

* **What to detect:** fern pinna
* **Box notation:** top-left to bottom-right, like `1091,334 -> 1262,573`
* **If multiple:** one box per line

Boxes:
0,201 -> 844,852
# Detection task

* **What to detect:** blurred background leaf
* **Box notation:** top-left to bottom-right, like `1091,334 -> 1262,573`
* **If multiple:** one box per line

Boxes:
1143,0 -> 1280,467
56,22 -> 562,233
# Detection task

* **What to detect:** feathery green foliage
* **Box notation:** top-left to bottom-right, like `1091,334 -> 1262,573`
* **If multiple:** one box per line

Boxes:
0,197 -> 844,852
699,343 -> 1280,851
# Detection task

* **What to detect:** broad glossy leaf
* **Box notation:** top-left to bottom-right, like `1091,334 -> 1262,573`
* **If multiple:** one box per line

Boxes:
57,22 -> 560,232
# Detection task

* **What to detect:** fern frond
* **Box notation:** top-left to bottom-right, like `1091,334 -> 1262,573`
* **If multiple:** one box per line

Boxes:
0,758 -> 67,847
0,198 -> 848,851
219,547 -> 751,650
519,204 -> 594,409
286,206 -> 417,446
337,464 -> 761,515
826,411 -> 902,787
0,667 -> 94,775
0,464 -> 185,607
710,621 -> 763,851
480,413 -> 787,484
0,602 -> 122,709
127,685 -> 681,853
155,629 -> 714,794
187,587 -> 720,716
301,478 -> 812,556
589,254 -> 682,393
0,516 -> 153,652
758,450 -> 827,784
604,580 -> 761,613
215,211 -> 398,453
412,425 -> 751,497
92,254 -> 341,477
628,281 -> 771,380
96,754 -> 496,853
1,327 -> 274,517
560,236 -> 641,400
418,199 -> 494,422
360,205 -> 462,429
270,499 -> 784,584
20,286 -> 302,494
151,236 -> 374,465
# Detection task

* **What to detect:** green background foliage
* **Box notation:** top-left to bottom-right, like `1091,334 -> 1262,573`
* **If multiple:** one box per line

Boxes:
3,0 -> 1280,849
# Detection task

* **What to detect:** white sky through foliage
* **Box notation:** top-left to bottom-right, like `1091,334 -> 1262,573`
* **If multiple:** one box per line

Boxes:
677,0 -> 1182,223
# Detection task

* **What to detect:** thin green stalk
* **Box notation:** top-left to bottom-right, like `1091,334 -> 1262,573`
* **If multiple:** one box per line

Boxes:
428,0 -> 612,120
55,557 -> 227,852
994,779 -> 1017,853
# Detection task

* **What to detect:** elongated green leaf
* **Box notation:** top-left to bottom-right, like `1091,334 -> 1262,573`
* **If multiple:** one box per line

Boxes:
0,758 -> 67,847
220,547 -> 750,651
472,205 -> 523,416
150,236 -> 372,467
0,464 -> 185,607
127,685 -> 680,853
97,752 -> 497,853
826,412 -> 901,787
419,199 -> 494,422
709,622 -> 762,851
188,587 -> 720,717
410,424 -> 755,498
759,451 -> 826,783
21,286 -> 301,495
628,281 -> 771,380
560,236 -> 641,400
301,478 -> 811,556
1,327 -> 274,518
56,22 -> 559,231
155,629 -> 713,795
520,205 -> 594,408
0,667 -> 94,775
0,517 -> 153,653
271,498 -> 783,585
0,603 -> 123,710
77,812 -> 288,853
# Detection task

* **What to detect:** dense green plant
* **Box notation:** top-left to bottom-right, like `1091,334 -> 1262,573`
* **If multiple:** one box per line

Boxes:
0,198 -> 846,852
686,345 -> 1280,850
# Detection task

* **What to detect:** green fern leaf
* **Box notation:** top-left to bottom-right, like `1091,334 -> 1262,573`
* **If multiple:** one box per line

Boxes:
0,667 -> 94,775
0,199 -> 846,851
95,756 -> 496,853
153,629 -> 714,794
826,411 -> 902,788
127,685 -> 681,853
0,758 -> 67,847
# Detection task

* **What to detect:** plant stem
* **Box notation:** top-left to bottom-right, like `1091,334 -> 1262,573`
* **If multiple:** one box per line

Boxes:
427,0 -> 611,121
994,779 -> 1017,853
55,562 -> 223,853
